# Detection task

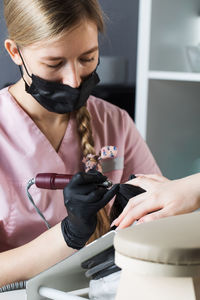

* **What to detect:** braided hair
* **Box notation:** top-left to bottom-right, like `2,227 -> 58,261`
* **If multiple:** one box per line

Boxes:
76,106 -> 111,243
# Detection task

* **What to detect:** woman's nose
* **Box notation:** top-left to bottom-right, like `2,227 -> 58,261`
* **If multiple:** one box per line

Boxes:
61,63 -> 81,88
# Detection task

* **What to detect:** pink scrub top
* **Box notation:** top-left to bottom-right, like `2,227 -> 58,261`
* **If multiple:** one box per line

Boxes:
0,87 -> 161,252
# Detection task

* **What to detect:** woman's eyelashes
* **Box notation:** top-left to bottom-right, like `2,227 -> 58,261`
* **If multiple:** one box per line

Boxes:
46,61 -> 63,69
80,57 -> 95,63
45,57 -> 95,69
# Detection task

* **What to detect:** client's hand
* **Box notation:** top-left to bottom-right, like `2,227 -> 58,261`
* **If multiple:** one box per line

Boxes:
112,173 -> 200,229
61,170 -> 119,249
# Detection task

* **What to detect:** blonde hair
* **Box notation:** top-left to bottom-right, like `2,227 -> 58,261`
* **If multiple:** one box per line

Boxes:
76,107 -> 111,243
3,0 -> 105,47
4,0 -> 110,241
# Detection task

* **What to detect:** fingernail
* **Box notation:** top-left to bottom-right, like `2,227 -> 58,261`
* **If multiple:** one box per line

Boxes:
110,221 -> 115,227
136,219 -> 143,225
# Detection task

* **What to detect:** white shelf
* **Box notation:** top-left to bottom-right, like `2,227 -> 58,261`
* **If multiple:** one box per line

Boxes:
149,71 -> 200,82
136,0 -> 200,179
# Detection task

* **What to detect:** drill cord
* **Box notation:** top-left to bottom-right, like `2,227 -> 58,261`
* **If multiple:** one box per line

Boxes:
26,179 -> 51,229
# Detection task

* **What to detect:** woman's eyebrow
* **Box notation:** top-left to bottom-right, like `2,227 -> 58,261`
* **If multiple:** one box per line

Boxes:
41,56 -> 64,61
81,46 -> 99,55
41,46 -> 99,61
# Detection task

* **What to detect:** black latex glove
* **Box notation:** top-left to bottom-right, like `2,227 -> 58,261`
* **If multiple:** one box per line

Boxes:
110,175 -> 146,225
61,170 -> 119,249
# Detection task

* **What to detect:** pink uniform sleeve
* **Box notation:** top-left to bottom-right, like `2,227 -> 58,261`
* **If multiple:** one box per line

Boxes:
120,109 -> 161,183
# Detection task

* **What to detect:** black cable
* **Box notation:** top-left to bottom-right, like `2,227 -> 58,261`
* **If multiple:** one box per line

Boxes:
26,178 -> 51,229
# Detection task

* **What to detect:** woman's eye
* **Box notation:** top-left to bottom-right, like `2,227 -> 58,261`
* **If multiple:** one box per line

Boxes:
80,57 -> 95,63
46,62 -> 63,69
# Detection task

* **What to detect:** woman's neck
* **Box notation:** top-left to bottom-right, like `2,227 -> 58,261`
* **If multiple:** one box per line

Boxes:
9,79 -> 68,123
8,79 -> 70,151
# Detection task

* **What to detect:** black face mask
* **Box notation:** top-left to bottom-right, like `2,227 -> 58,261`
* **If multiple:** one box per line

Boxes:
18,50 -> 100,114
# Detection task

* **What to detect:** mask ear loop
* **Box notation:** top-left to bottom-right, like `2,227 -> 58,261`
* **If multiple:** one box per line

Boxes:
16,45 -> 32,84
92,57 -> 100,74
94,57 -> 100,72
97,57 -> 100,67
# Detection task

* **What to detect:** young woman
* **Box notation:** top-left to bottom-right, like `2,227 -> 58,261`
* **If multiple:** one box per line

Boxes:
0,0 -> 160,286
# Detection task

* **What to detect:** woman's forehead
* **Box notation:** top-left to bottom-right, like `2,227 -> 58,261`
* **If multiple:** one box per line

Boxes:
24,21 -> 98,58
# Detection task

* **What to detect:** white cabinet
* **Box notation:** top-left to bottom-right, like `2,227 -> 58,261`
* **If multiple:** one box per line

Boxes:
135,0 -> 200,179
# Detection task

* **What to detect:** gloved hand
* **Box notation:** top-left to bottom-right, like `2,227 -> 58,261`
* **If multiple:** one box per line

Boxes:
61,170 -> 119,249
110,175 -> 146,225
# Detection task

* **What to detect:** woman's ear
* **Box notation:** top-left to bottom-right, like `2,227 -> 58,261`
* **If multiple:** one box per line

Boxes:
4,39 -> 22,65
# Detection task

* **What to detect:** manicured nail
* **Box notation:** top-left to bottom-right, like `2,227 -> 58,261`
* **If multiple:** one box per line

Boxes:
136,219 -> 143,225
110,222 -> 115,227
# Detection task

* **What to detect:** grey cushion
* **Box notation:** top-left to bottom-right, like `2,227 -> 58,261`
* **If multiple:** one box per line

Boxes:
114,212 -> 200,266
